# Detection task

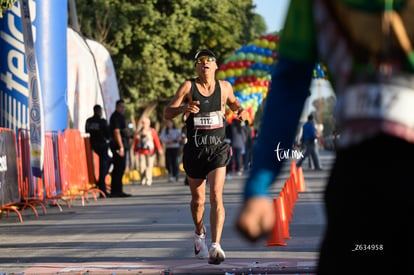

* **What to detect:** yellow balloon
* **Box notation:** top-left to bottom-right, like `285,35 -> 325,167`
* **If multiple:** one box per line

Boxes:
260,39 -> 269,48
216,71 -> 226,79
265,57 -> 274,65
235,68 -> 243,77
225,69 -> 235,78
268,41 -> 276,50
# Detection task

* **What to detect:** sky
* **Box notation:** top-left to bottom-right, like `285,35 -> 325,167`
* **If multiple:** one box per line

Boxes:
252,0 -> 290,33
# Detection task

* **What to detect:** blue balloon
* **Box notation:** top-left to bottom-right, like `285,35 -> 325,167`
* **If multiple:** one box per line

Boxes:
256,47 -> 265,55
247,44 -> 256,53
256,63 -> 264,70
265,49 -> 273,56
226,76 -> 237,85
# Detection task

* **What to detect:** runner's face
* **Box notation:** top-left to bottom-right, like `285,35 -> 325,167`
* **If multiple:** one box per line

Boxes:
195,55 -> 217,75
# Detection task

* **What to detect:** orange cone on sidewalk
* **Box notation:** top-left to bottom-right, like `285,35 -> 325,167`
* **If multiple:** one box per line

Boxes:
282,185 -> 293,221
290,160 -> 298,186
287,177 -> 298,203
296,166 -> 306,192
265,198 -> 287,246
277,194 -> 290,239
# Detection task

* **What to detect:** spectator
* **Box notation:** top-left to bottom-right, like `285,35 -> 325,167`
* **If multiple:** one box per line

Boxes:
243,120 -> 254,173
109,99 -> 131,197
160,119 -> 182,182
230,118 -> 246,176
225,120 -> 233,180
133,117 -> 163,186
85,104 -> 111,197
296,114 -> 322,170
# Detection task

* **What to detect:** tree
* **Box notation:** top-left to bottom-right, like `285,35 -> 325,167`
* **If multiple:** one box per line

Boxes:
73,0 -> 263,123
0,0 -> 16,18
252,12 -> 267,35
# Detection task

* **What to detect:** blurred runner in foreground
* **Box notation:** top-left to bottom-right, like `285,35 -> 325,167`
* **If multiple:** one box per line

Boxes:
236,0 -> 414,274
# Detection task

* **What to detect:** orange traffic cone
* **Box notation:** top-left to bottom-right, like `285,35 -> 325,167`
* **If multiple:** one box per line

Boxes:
282,186 -> 293,222
296,166 -> 306,192
287,177 -> 298,204
265,198 -> 287,246
290,160 -> 298,186
277,195 -> 290,239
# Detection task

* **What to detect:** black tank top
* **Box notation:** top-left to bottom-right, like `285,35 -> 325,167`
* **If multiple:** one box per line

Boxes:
185,79 -> 226,148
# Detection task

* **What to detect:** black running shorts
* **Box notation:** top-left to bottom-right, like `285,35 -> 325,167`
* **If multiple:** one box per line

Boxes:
183,142 -> 231,179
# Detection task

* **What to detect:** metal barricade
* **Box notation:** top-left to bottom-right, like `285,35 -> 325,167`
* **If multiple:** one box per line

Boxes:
17,128 -> 47,217
43,131 -> 70,211
63,129 -> 103,205
83,133 -> 107,199
0,128 -> 23,222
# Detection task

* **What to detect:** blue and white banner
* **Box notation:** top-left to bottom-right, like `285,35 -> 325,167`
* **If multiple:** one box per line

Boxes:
0,2 -> 31,132
0,0 -> 68,177
19,0 -> 44,177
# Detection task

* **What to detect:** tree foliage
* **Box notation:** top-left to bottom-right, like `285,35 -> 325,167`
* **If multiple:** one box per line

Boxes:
0,0 -> 16,18
73,0 -> 264,120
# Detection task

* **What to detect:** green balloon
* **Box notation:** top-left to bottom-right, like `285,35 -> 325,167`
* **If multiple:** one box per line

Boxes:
237,53 -> 246,61
254,55 -> 262,63
245,68 -> 254,76
230,54 -> 238,62
246,53 -> 254,61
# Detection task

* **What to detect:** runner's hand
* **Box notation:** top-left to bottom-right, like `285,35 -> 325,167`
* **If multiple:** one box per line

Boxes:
236,197 -> 275,242
183,100 -> 200,114
237,109 -> 248,121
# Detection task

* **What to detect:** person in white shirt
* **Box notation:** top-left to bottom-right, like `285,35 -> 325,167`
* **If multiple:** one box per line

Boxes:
160,120 -> 182,182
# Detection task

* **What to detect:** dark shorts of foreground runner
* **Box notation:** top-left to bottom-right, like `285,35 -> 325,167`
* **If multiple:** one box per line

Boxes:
183,142 -> 231,179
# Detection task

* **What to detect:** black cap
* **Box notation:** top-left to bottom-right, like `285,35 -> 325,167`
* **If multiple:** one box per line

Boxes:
194,49 -> 216,60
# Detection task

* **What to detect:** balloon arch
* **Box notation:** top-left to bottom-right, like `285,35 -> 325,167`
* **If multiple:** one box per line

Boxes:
216,33 -> 279,124
216,33 -> 328,125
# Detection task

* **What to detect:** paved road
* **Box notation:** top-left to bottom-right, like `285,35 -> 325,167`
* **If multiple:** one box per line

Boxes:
0,151 -> 335,274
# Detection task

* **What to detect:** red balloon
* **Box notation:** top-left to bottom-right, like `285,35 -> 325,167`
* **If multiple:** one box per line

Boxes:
227,61 -> 236,69
267,34 -> 275,41
219,64 -> 227,70
235,61 -> 244,68
243,60 -> 253,67
245,76 -> 255,83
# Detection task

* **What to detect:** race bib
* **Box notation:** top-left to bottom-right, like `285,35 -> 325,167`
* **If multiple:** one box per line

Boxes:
340,83 -> 414,127
193,111 -> 223,130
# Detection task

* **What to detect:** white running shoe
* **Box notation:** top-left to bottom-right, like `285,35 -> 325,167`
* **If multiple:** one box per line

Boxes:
208,243 -> 225,265
194,227 -> 208,259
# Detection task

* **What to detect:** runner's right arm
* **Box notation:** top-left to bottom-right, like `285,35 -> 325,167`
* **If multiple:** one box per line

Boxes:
164,81 -> 199,120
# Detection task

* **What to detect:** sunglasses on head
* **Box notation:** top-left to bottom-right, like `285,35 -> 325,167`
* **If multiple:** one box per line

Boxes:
195,56 -> 216,64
